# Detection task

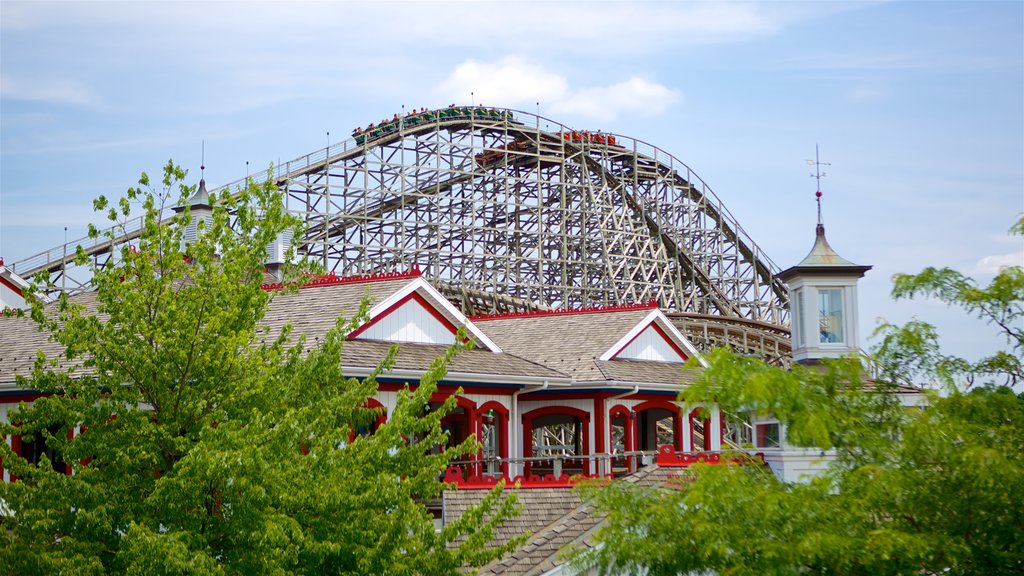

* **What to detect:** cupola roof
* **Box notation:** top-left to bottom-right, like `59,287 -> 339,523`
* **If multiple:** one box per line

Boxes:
778,223 -> 871,281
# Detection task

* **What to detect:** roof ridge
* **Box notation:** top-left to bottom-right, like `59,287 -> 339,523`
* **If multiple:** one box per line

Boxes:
592,358 -> 614,380
261,267 -> 422,291
470,300 -> 657,322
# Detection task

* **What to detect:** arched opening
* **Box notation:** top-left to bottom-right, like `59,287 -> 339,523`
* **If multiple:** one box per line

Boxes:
10,424 -> 71,479
522,406 -> 591,476
634,400 -> 682,452
478,401 -> 509,478
354,398 -> 388,438
609,405 -> 635,474
430,393 -> 477,452
690,408 -> 712,451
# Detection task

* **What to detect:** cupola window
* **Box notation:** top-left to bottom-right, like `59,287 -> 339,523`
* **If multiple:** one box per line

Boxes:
817,288 -> 845,344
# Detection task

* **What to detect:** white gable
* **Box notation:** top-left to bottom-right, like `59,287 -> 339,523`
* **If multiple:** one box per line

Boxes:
599,309 -> 705,366
357,294 -> 456,345
615,324 -> 686,362
351,277 -> 502,352
1,262 -> 30,310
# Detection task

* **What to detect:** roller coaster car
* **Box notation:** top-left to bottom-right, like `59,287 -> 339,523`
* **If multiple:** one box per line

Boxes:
355,108 -> 514,146
560,131 -> 618,146
474,139 -> 534,166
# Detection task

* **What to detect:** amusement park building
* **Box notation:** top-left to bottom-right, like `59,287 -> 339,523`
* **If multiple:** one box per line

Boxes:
0,106 -> 912,574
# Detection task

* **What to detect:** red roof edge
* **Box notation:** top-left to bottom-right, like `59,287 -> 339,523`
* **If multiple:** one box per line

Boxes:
469,299 -> 658,322
261,266 -> 422,292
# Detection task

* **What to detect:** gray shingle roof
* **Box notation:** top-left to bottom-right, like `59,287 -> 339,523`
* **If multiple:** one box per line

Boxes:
472,309 -> 702,387
0,291 -> 100,386
595,358 -> 701,387
257,277 -> 415,342
340,340 -> 565,380
444,464 -> 686,575
0,279 -> 567,386
473,309 -> 657,382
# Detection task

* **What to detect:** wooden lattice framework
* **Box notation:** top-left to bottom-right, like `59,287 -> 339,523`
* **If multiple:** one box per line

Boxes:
11,107 -> 790,350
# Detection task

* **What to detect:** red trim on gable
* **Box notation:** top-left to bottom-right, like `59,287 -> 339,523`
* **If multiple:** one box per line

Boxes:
609,320 -> 688,362
0,273 -> 25,297
260,266 -> 422,292
470,299 -> 657,322
348,290 -> 458,340
651,322 -> 689,361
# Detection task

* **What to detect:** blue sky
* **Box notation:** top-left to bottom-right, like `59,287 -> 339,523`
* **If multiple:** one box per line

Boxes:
1,1 -> 1021,366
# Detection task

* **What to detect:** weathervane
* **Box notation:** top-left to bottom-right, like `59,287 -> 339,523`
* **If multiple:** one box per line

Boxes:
806,143 -> 830,224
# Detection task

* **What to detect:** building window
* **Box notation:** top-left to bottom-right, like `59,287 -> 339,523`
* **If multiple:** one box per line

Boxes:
818,288 -> 845,343
793,288 -> 805,347
17,425 -> 69,475
756,422 -> 781,448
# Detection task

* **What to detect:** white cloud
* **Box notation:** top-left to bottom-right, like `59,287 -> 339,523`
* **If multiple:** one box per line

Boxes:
435,58 -> 680,122
550,77 -> 681,121
433,56 -> 569,108
974,251 -> 1024,275
0,76 -> 98,107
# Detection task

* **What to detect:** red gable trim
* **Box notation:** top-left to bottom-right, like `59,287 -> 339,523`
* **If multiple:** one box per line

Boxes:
347,290 -> 458,340
470,299 -> 657,322
261,266 -> 422,292
0,273 -> 25,297
609,320 -> 688,362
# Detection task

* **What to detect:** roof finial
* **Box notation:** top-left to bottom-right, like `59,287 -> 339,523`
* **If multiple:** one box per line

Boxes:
807,143 -> 830,225
200,140 -> 206,184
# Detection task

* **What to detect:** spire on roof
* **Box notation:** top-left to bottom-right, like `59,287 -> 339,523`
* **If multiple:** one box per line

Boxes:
808,143 -> 830,225
779,148 -> 870,279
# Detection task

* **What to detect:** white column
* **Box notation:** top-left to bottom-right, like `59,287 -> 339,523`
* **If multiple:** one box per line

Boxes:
709,405 -> 722,451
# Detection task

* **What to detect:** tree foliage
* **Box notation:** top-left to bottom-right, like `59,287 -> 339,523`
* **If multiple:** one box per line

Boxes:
0,162 -> 517,575
874,216 -> 1024,390
580,353 -> 1024,575
578,218 -> 1024,575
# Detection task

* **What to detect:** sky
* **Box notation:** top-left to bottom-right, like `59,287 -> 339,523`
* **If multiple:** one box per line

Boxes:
1,1 -> 1022,366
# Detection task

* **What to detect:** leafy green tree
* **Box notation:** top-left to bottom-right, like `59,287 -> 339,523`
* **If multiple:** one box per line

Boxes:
577,219 -> 1024,575
873,217 -> 1023,390
0,162 -> 517,575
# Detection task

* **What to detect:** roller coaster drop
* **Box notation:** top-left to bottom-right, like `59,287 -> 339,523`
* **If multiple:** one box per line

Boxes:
10,107 -> 792,361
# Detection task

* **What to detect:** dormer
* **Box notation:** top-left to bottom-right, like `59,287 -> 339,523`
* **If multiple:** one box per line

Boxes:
599,308 -> 701,364
348,276 -> 501,352
778,223 -> 871,364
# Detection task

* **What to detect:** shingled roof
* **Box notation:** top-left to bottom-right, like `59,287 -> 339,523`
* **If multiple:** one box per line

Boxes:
444,465 -> 685,576
471,306 -> 700,386
0,276 -> 568,387
0,291 -> 99,386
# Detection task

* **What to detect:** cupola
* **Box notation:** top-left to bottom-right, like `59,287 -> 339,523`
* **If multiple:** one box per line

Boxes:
173,165 -> 214,250
778,167 -> 871,364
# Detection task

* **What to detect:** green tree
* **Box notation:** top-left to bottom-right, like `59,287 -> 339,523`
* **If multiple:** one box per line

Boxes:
872,217 -> 1023,390
577,219 -> 1024,575
0,162 -> 516,575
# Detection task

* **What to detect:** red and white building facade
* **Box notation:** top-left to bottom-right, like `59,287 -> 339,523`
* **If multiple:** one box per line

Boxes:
1,268 -> 735,485
1,220 -> 907,490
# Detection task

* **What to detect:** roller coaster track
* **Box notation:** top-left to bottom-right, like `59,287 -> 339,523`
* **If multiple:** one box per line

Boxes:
10,107 -> 790,335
